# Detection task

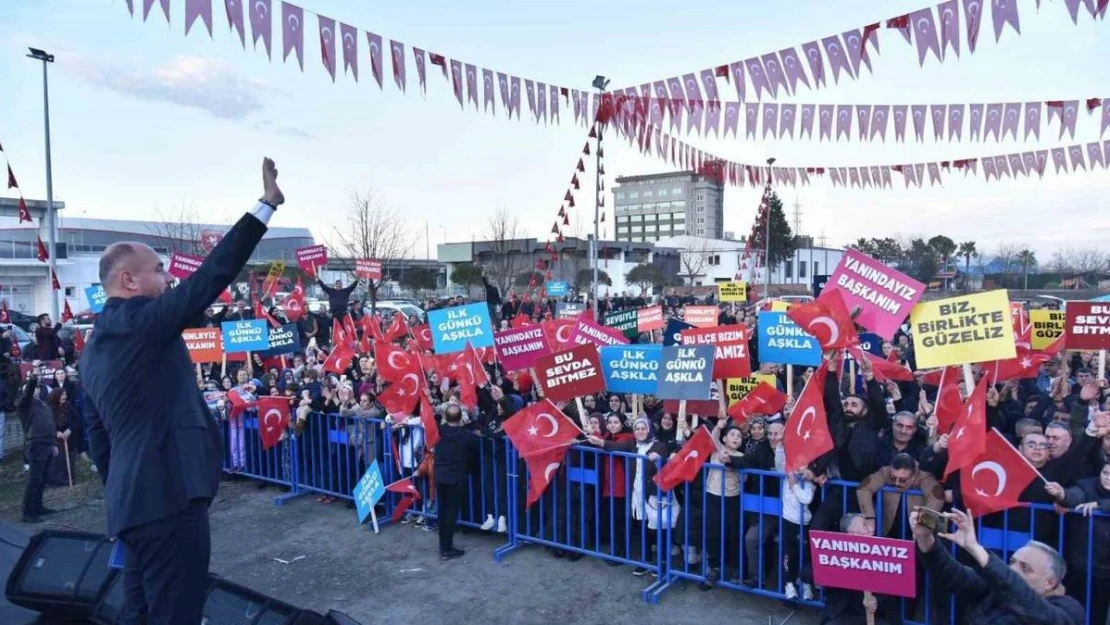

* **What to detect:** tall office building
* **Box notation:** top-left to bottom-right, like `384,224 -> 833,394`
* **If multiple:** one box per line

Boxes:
612,171 -> 724,242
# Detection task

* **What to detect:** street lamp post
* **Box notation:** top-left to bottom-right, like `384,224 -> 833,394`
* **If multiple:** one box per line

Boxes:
764,157 -> 776,298
28,47 -> 58,321
591,75 -> 609,315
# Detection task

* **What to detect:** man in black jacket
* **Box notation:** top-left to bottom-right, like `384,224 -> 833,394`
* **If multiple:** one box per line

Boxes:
18,375 -> 57,523
81,158 -> 283,625
318,275 -> 359,317
434,403 -> 478,560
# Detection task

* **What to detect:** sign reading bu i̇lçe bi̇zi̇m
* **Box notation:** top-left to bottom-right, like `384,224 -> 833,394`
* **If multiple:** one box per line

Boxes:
494,325 -> 552,372
600,345 -> 662,394
534,344 -> 606,402
656,345 -> 714,400
680,324 -> 752,379
1029,309 -> 1065,351
428,302 -> 495,353
827,249 -> 925,340
1064,302 -> 1110,350
909,290 -> 1016,369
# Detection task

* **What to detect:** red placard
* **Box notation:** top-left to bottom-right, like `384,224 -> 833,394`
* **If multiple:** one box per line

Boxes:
168,252 -> 203,280
637,305 -> 665,332
295,245 -> 328,274
534,344 -> 606,402
182,328 -> 224,363
494,325 -> 552,372
683,305 -> 719,328
19,360 -> 64,381
356,259 -> 383,280
568,317 -> 630,349
662,398 -> 720,416
680,324 -> 752,379
1064,301 -> 1110,350
809,531 -> 917,598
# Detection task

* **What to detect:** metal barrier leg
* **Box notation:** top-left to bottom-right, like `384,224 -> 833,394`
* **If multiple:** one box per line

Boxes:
494,445 -> 522,563
273,434 -> 303,506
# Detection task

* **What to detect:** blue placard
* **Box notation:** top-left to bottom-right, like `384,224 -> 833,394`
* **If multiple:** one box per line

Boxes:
757,311 -> 822,367
427,302 -> 494,353
220,319 -> 271,353
858,332 -> 885,356
108,540 -> 125,569
546,281 -> 569,297
600,345 -> 662,394
353,460 -> 386,524
662,318 -> 694,346
812,274 -> 830,295
657,345 -> 714,400
85,285 -> 107,313
258,323 -> 301,357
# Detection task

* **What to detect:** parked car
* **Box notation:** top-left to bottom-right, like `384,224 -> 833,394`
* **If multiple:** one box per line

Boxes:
372,301 -> 425,321
2,323 -> 34,356
5,309 -> 38,331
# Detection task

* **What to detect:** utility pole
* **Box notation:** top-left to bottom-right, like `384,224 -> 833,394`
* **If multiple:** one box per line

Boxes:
764,157 -> 775,298
590,75 -> 609,314
28,47 -> 58,321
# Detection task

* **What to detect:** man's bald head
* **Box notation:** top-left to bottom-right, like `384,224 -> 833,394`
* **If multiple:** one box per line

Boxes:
99,242 -> 170,298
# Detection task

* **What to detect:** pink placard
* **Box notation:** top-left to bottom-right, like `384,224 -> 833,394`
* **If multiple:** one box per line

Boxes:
684,305 -> 719,328
168,252 -> 203,280
494,325 -> 552,372
356,258 -> 383,280
637,305 -> 665,332
808,531 -> 917,598
295,245 -> 328,273
827,249 -> 924,339
568,317 -> 630,349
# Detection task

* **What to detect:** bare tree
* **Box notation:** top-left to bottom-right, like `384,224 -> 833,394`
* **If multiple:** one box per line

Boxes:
145,202 -> 208,256
678,237 -> 712,286
482,208 -> 529,296
331,190 -> 414,313
992,243 -> 1022,286
1049,248 -> 1109,275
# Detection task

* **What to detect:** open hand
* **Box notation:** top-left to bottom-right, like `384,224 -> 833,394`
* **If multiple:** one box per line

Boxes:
937,508 -> 980,553
261,157 -> 285,206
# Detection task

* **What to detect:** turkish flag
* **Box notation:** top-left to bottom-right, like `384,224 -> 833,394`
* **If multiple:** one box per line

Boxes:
419,393 -> 440,449
511,312 -> 531,328
784,360 -> 834,472
383,313 -> 409,343
253,301 -> 281,328
386,476 -> 423,500
74,327 -> 86,354
374,341 -> 421,383
461,342 -> 490,386
282,278 -> 306,322
378,379 -> 419,415
342,314 -> 359,349
16,198 -> 32,224
787,288 -> 859,350
982,346 -> 1052,383
0,300 -> 8,324
226,388 -> 256,419
6,164 -> 16,189
543,318 -> 576,351
653,426 -> 716,491
362,314 -> 385,345
218,288 -> 233,305
36,238 -> 48,262
524,444 -> 570,507
410,323 -> 433,351
944,375 -> 988,480
322,342 -> 356,374
502,399 -> 580,459
932,366 -> 964,434
257,396 -> 291,450
727,382 -> 787,421
332,317 -> 348,348
960,428 -> 1041,517
61,299 -> 74,323
849,347 -> 914,382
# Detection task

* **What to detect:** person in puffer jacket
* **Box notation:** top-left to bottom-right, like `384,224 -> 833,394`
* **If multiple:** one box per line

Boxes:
909,507 -> 1084,625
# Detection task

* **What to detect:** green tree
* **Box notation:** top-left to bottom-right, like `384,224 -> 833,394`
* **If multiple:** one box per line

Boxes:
750,192 -> 797,270
900,238 -> 939,284
399,266 -> 438,295
871,238 -> 904,265
928,235 -> 957,271
575,268 -> 611,292
625,263 -> 665,295
1018,249 -> 1037,290
450,262 -> 485,288
958,241 -> 978,288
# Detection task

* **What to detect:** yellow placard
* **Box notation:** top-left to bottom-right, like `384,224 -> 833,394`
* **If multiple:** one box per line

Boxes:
909,290 -> 1016,369
718,281 -> 748,302
725,374 -> 777,406
770,300 -> 791,312
1030,309 -> 1065,350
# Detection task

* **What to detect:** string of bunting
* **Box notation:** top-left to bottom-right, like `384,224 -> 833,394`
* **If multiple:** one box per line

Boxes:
606,0 -> 1106,106
120,0 -> 602,126
607,96 -> 1109,144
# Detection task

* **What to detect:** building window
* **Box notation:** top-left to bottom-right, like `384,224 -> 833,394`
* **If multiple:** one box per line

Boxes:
814,262 -> 819,275
696,217 -> 705,224
617,216 -> 629,224
629,191 -> 639,199
799,261 -> 807,278
696,228 -> 705,236
673,187 -> 683,194
696,205 -> 704,213
659,189 -> 668,196
617,226 -> 629,234
785,261 -> 793,279
616,192 -> 625,200
672,200 -> 686,208
643,190 -> 653,197
695,192 -> 706,202
674,227 -> 685,235
64,287 -> 75,297
672,212 -> 685,222
631,226 -> 642,233
707,255 -> 721,266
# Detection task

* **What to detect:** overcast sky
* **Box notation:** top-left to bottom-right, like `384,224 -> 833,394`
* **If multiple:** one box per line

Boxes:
1,0 -> 1107,261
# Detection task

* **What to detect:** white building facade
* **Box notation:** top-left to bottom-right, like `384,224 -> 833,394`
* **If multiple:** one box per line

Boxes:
653,235 -> 844,291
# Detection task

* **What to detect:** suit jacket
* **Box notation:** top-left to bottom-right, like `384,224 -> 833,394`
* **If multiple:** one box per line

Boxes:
81,213 -> 267,536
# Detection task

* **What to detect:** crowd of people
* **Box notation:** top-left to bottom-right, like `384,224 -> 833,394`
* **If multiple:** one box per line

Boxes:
8,271 -> 1110,625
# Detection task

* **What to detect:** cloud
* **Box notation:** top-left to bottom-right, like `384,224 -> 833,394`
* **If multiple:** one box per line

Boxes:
253,121 -> 312,140
65,54 -> 271,121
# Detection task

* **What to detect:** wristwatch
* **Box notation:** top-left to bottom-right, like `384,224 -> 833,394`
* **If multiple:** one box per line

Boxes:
258,197 -> 277,209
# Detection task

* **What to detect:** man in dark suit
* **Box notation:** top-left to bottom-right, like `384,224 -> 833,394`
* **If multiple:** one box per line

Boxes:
81,158 -> 284,625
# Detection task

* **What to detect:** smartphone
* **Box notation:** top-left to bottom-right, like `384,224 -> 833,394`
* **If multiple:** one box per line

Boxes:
917,508 -> 947,533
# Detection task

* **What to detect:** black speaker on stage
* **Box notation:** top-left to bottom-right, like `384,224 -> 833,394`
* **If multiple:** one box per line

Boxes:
4,530 -> 118,620
203,576 -> 318,625
322,610 -> 364,625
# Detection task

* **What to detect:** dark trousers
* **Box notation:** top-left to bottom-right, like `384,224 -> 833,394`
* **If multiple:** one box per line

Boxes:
437,482 -> 464,552
22,442 -> 53,517
119,498 -> 211,625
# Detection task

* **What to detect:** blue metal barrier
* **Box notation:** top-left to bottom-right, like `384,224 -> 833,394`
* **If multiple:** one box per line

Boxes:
217,408 -> 299,505
294,412 -> 382,503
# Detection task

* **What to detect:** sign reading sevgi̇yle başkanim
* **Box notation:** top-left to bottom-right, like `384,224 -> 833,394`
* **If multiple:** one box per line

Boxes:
600,345 -> 662,394
656,346 -> 714,400
428,303 -> 494,353
220,319 -> 270,353
604,309 -> 640,339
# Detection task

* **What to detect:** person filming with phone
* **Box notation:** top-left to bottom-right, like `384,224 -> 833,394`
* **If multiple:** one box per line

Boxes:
909,506 -> 1084,625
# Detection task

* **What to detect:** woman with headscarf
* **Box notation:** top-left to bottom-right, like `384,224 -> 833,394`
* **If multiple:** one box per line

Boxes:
586,416 -> 667,576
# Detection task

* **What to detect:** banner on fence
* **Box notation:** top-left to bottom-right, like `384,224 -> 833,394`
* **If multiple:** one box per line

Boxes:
295,245 -> 328,274
428,303 -> 495,353
259,323 -> 301,357
663,318 -> 694,346
556,302 -> 586,319
637,305 -> 665,332
828,250 -> 924,339
1030,309 -> 1065,350
534,345 -> 606,402
1064,302 -> 1110,350
657,346 -> 714,400
718,281 -> 748,302
569,317 -> 630,348
808,531 -> 917,598
85,285 -> 107,313
600,345 -> 662,394
909,290 -> 1015,369
725,374 -> 778,406
683,305 -> 719,328
182,328 -> 224,363
680,324 -> 752,379
353,460 -> 386,525
220,319 -> 270,353
757,311 -> 822,367
168,252 -> 203,280
604,309 -> 640,339
495,325 -> 552,372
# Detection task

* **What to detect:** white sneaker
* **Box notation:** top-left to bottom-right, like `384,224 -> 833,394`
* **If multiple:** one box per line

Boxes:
686,546 -> 700,565
784,582 -> 798,600
496,515 -> 508,533
802,583 -> 814,600
480,514 -> 495,531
